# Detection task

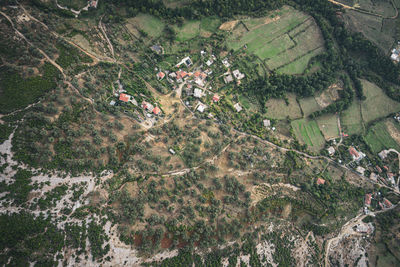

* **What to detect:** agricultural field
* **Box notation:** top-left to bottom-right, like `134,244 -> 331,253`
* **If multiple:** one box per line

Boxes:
265,93 -> 302,120
316,114 -> 340,140
299,97 -> 321,117
175,21 -> 201,41
361,80 -> 400,123
225,6 -> 324,73
200,17 -> 221,37
341,99 -> 364,135
342,10 -> 395,52
291,119 -> 325,152
127,14 -> 164,38
365,120 -> 400,153
353,0 -> 397,17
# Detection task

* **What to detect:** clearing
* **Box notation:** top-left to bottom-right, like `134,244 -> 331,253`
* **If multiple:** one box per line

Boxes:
291,118 -> 325,152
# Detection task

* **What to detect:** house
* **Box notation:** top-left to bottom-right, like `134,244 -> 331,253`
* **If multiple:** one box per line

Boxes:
157,72 -> 165,80
201,50 -> 206,56
89,0 -> 98,8
152,106 -> 161,115
378,150 -> 388,160
222,58 -> 230,68
316,178 -> 325,185
387,173 -> 396,186
224,74 -> 233,84
263,119 -> 271,128
169,72 -> 177,78
232,69 -> 245,80
349,147 -> 365,161
369,172 -> 379,182
176,56 -> 192,67
109,100 -> 116,106
169,148 -> 176,155
327,146 -> 335,156
376,166 -> 382,173
383,198 -> 393,209
119,93 -> 131,102
365,193 -> 372,207
142,101 -> 154,112
213,94 -> 220,102
356,166 -> 366,175
150,45 -> 163,54
206,59 -> 214,66
194,88 -> 203,98
197,102 -> 207,113
234,103 -> 242,112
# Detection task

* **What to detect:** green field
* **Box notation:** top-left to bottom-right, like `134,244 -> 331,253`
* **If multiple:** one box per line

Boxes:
341,99 -> 363,135
316,114 -> 340,140
131,14 -> 165,38
361,80 -> 400,123
200,17 -> 221,33
291,119 -> 325,152
277,47 -> 324,74
299,97 -> 321,117
265,93 -> 302,120
175,21 -> 201,41
365,120 -> 400,153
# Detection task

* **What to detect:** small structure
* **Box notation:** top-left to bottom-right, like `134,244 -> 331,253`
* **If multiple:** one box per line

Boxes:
224,74 -> 233,84
206,59 -> 214,66
194,88 -> 203,98
169,148 -> 176,155
197,102 -> 207,113
365,193 -> 372,207
316,178 -> 325,185
234,103 -> 242,112
376,165 -> 382,173
142,101 -> 154,113
169,72 -> 177,78
369,172 -> 379,182
222,58 -> 230,68
151,45 -> 163,54
119,93 -> 131,102
200,50 -> 206,56
89,0 -> 98,8
109,100 -> 116,106
152,106 -> 161,115
232,69 -> 245,80
387,173 -> 396,186
213,94 -> 220,102
391,47 -> 400,62
185,84 -> 193,96
157,72 -> 165,80
327,146 -> 335,156
263,119 -> 271,128
356,166 -> 366,175
378,150 -> 389,160
349,147 -> 365,161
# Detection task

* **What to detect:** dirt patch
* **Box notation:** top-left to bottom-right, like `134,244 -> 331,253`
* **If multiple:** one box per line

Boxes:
385,120 -> 400,145
315,82 -> 342,108
219,20 -> 239,31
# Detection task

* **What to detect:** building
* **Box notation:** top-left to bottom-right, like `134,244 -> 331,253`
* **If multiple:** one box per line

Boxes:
157,72 -> 165,80
316,178 -> 325,185
327,146 -> 335,156
152,106 -> 161,115
376,165 -> 382,173
169,148 -> 176,155
356,166 -> 366,175
387,173 -> 396,186
119,93 -> 131,102
369,172 -> 379,182
378,150 -> 388,160
142,101 -> 154,112
222,58 -> 230,68
232,69 -> 245,80
234,103 -> 242,112
213,94 -> 220,102
383,198 -> 393,209
150,45 -> 163,54
109,100 -> 116,106
176,56 -> 192,67
89,0 -> 98,8
197,102 -> 207,113
365,193 -> 372,207
206,59 -> 214,66
193,88 -> 203,98
263,119 -> 271,128
224,74 -> 233,84
349,147 -> 365,161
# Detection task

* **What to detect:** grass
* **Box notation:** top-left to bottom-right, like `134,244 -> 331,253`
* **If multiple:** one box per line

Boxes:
58,0 -> 88,10
316,114 -> 339,140
175,21 -> 201,42
365,121 -> 400,153
341,99 -> 363,135
299,97 -> 321,117
0,63 -> 59,113
291,119 -> 325,152
277,47 -> 324,74
130,14 -> 164,38
265,93 -> 302,120
253,34 -> 294,59
200,17 -> 221,32
361,79 -> 400,123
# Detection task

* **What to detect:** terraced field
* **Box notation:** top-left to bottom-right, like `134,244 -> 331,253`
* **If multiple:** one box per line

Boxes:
291,119 -> 325,152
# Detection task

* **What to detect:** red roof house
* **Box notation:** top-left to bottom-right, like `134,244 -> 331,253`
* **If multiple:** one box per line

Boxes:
152,106 -> 161,115
119,93 -> 130,102
365,193 -> 372,206
383,198 -> 393,208
213,94 -> 220,102
316,178 -> 325,185
157,72 -> 165,80
349,147 -> 359,158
